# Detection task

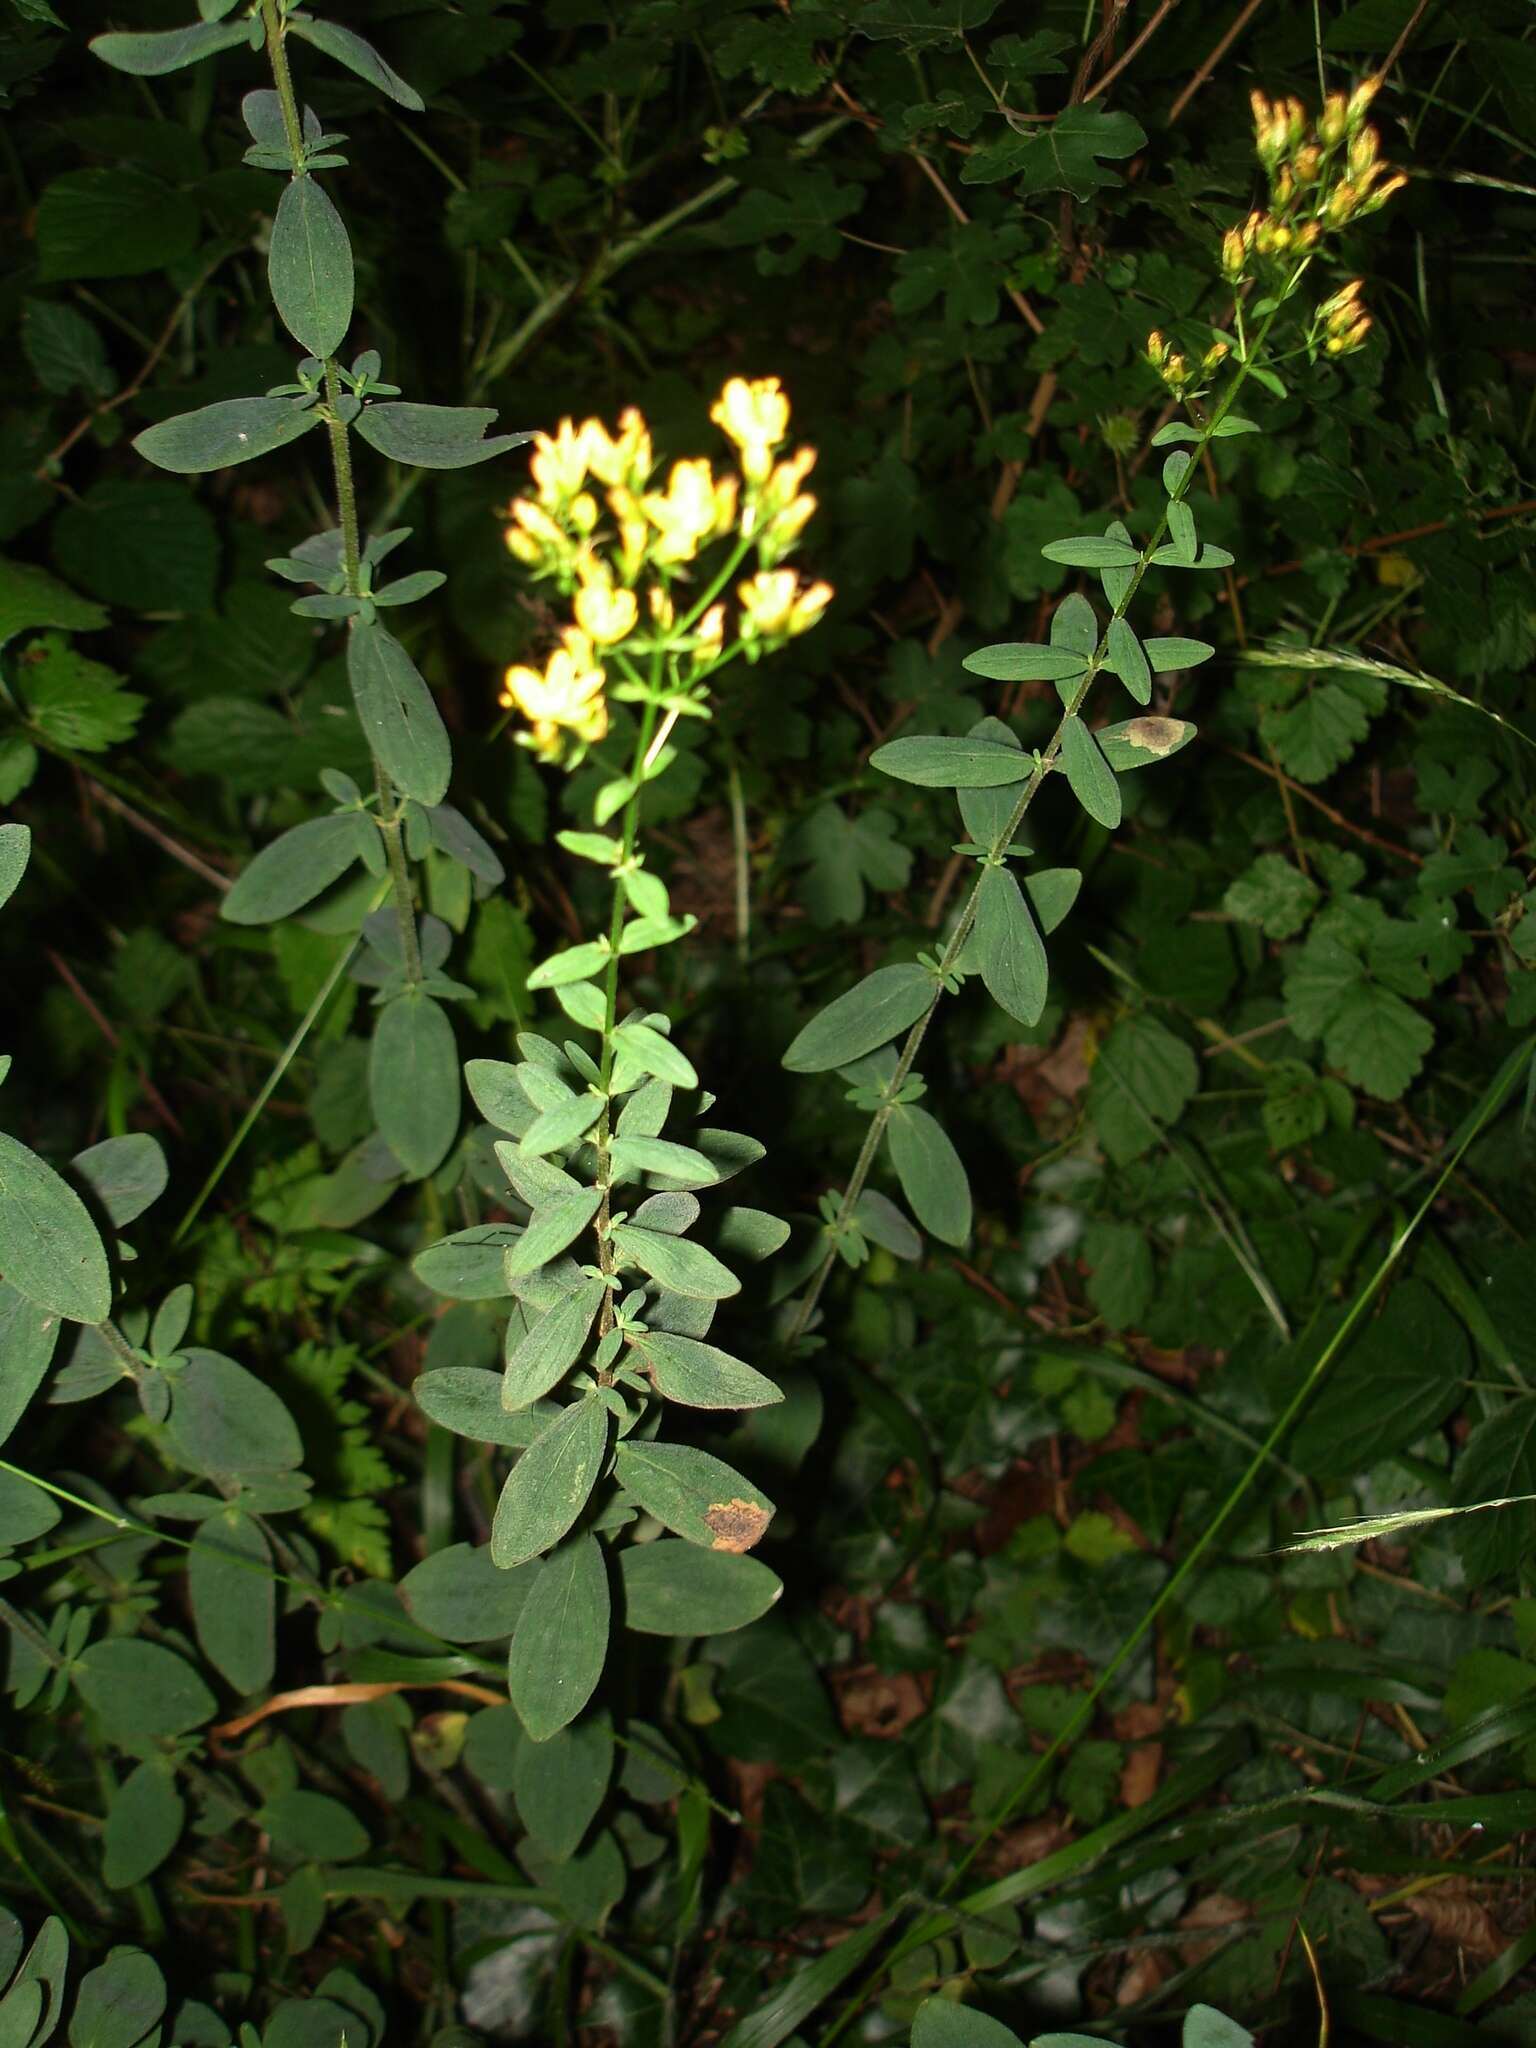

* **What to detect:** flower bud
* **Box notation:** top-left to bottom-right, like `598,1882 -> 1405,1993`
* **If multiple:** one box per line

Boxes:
1221,226 -> 1247,281
1346,75 -> 1382,131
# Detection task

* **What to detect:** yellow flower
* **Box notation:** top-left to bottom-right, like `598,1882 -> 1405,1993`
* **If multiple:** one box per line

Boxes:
574,574 -> 639,646
643,458 -> 738,564
529,417 -> 603,506
504,496 -> 571,572
587,407 -> 653,491
499,625 -> 608,758
738,570 -> 832,642
711,376 -> 790,483
695,603 -> 726,651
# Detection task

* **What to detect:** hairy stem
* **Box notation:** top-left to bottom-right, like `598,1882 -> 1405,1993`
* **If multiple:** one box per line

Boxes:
594,701 -> 662,1333
787,285 -> 1299,1346
259,0 -> 422,986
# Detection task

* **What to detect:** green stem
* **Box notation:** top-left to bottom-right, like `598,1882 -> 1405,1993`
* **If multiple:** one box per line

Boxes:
726,747 -> 751,965
257,0 -> 306,169
260,0 -> 422,989
787,282 -> 1303,1348
170,918 -> 366,1246
593,701 -> 663,1332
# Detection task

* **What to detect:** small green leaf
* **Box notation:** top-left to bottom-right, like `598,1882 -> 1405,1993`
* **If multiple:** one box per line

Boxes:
168,1349 -> 303,1477
90,19 -> 250,74
630,1330 -> 783,1410
68,1947 -> 167,2048
505,1189 -> 601,1281
413,1223 -> 520,1299
132,391 -> 325,475
287,15 -> 426,110
354,402 -> 531,469
783,962 -> 934,1073
0,1280 -> 63,1450
0,823 -> 31,913
614,1441 -> 774,1552
503,1278 -> 605,1410
102,1760 -> 185,1891
619,1540 -> 780,1635
1144,635 -> 1214,672
1040,535 -> 1140,568
0,1133 -> 111,1324
911,1998 -> 1027,2048
962,643 -> 1087,684
1026,866 -> 1082,934
1147,541 -> 1233,570
610,1020 -> 698,1088
1105,618 -> 1151,704
492,1398 -> 609,1569
347,619 -> 452,807
258,1789 -> 370,1864
512,1711 -> 613,1860
189,1512 -> 274,1695
70,1133 -> 166,1228
508,1534 -> 610,1741
221,812 -> 371,925
74,1638 -> 215,1741
870,734 -> 1035,789
1094,715 -> 1197,772
887,1104 -> 971,1247
608,1137 -> 720,1187
1058,716 -> 1121,828
972,864 -> 1048,1026
269,175 -> 354,360
401,1542 -> 538,1642
415,1368 -> 557,1449
370,992 -> 459,1181
610,1225 -> 740,1301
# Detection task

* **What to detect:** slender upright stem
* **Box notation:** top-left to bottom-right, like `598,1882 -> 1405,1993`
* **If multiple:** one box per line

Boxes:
787,286 -> 1300,1346
593,701 -> 662,1332
258,0 -> 421,986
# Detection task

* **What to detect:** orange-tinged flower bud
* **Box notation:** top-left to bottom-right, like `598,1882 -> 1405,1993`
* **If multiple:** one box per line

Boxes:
1220,227 -> 1247,282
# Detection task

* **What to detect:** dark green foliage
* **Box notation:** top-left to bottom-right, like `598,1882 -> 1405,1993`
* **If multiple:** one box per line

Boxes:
1,1 -> 1534,2044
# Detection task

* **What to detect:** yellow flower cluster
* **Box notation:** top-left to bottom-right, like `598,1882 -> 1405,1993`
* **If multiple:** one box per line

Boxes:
1150,79 -> 1404,397
498,377 -> 832,761
498,626 -> 608,761
1317,277 -> 1372,357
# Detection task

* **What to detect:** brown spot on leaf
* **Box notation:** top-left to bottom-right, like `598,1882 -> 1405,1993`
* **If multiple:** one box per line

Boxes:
1125,716 -> 1184,755
705,1498 -> 770,1553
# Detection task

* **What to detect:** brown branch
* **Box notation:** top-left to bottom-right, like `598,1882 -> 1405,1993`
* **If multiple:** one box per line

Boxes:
1084,0 -> 1181,105
1249,497 -> 1536,585
83,780 -> 232,892
1221,747 -> 1424,865
211,1678 -> 504,1744
1168,0 -> 1270,126
46,948 -> 185,1138
34,254 -> 226,481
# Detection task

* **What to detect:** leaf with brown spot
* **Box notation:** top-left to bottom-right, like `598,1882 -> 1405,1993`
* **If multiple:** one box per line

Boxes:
1095,715 -> 1198,772
613,1440 -> 774,1551
705,1498 -> 772,1553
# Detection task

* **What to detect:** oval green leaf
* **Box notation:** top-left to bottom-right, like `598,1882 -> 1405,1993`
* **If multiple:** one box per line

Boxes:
221,812 -> 370,926
347,619 -> 452,808
370,992 -> 459,1181
133,394 -> 323,476
619,1540 -> 781,1635
270,175 -> 354,360
782,962 -> 934,1074
491,1397 -> 608,1569
1058,715 -> 1122,829
0,1131 -> 111,1324
508,1534 -> 610,1741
